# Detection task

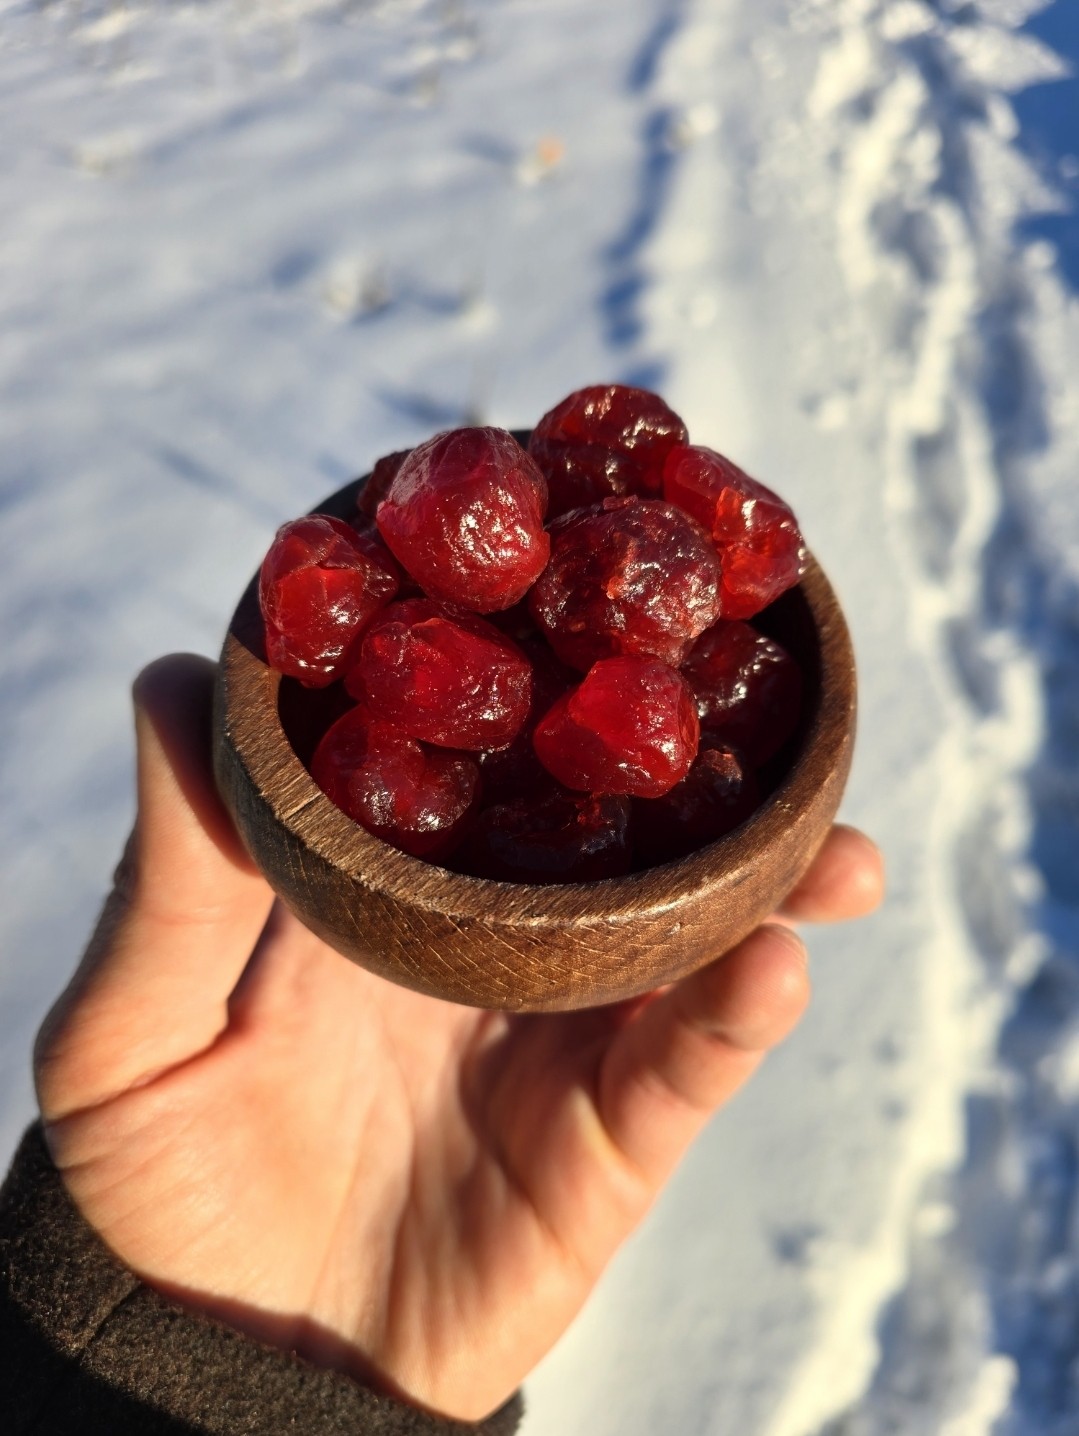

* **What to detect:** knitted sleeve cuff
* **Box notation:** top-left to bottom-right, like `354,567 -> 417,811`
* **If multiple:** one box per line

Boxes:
0,1125 -> 523,1436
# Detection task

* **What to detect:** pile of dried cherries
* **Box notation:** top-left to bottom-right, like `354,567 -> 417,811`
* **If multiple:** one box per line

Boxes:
258,385 -> 808,883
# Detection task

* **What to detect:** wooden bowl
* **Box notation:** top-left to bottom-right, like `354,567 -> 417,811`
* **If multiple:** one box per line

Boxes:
213,473 -> 856,1012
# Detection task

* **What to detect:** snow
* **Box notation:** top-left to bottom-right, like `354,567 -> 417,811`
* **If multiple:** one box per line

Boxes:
1,1 -> 1077,1432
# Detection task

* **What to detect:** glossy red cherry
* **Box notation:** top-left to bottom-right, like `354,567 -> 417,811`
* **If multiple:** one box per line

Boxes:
259,514 -> 399,687
376,427 -> 549,612
346,599 -> 533,751
529,497 -> 722,671
663,445 -> 806,619
311,705 -> 480,858
682,621 -> 803,764
529,384 -> 688,519
532,656 -> 699,798
356,448 -> 411,521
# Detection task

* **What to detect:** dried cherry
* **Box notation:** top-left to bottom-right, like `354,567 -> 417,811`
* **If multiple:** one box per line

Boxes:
259,514 -> 399,687
682,621 -> 803,765
528,496 -> 722,670
356,448 -> 411,521
346,598 -> 533,751
376,427 -> 549,612
311,705 -> 479,858
663,445 -> 806,619
532,656 -> 699,798
459,789 -> 632,884
530,384 -> 688,519
633,742 -> 760,867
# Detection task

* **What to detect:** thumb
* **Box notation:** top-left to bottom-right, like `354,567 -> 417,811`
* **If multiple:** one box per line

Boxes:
36,654 -> 274,1121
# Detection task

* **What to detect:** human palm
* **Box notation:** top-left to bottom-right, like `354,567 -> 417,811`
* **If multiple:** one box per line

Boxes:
35,656 -> 883,1421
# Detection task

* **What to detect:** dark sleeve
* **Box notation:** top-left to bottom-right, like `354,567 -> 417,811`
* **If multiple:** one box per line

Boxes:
0,1125 -> 524,1436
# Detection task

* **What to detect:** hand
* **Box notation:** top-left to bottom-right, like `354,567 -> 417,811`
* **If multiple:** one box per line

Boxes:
34,654 -> 884,1422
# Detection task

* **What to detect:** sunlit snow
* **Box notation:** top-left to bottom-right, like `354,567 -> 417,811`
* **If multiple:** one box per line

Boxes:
1,2 -> 1077,1432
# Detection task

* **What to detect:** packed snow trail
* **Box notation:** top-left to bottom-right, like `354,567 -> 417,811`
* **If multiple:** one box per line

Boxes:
749,3 -> 1078,1432
795,5 -> 1079,1433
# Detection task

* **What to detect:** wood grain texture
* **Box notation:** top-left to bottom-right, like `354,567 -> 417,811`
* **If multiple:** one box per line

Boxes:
213,473 -> 856,1012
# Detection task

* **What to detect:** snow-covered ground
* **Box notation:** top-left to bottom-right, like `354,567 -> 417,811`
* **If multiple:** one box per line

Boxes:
1,2 -> 1077,1432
